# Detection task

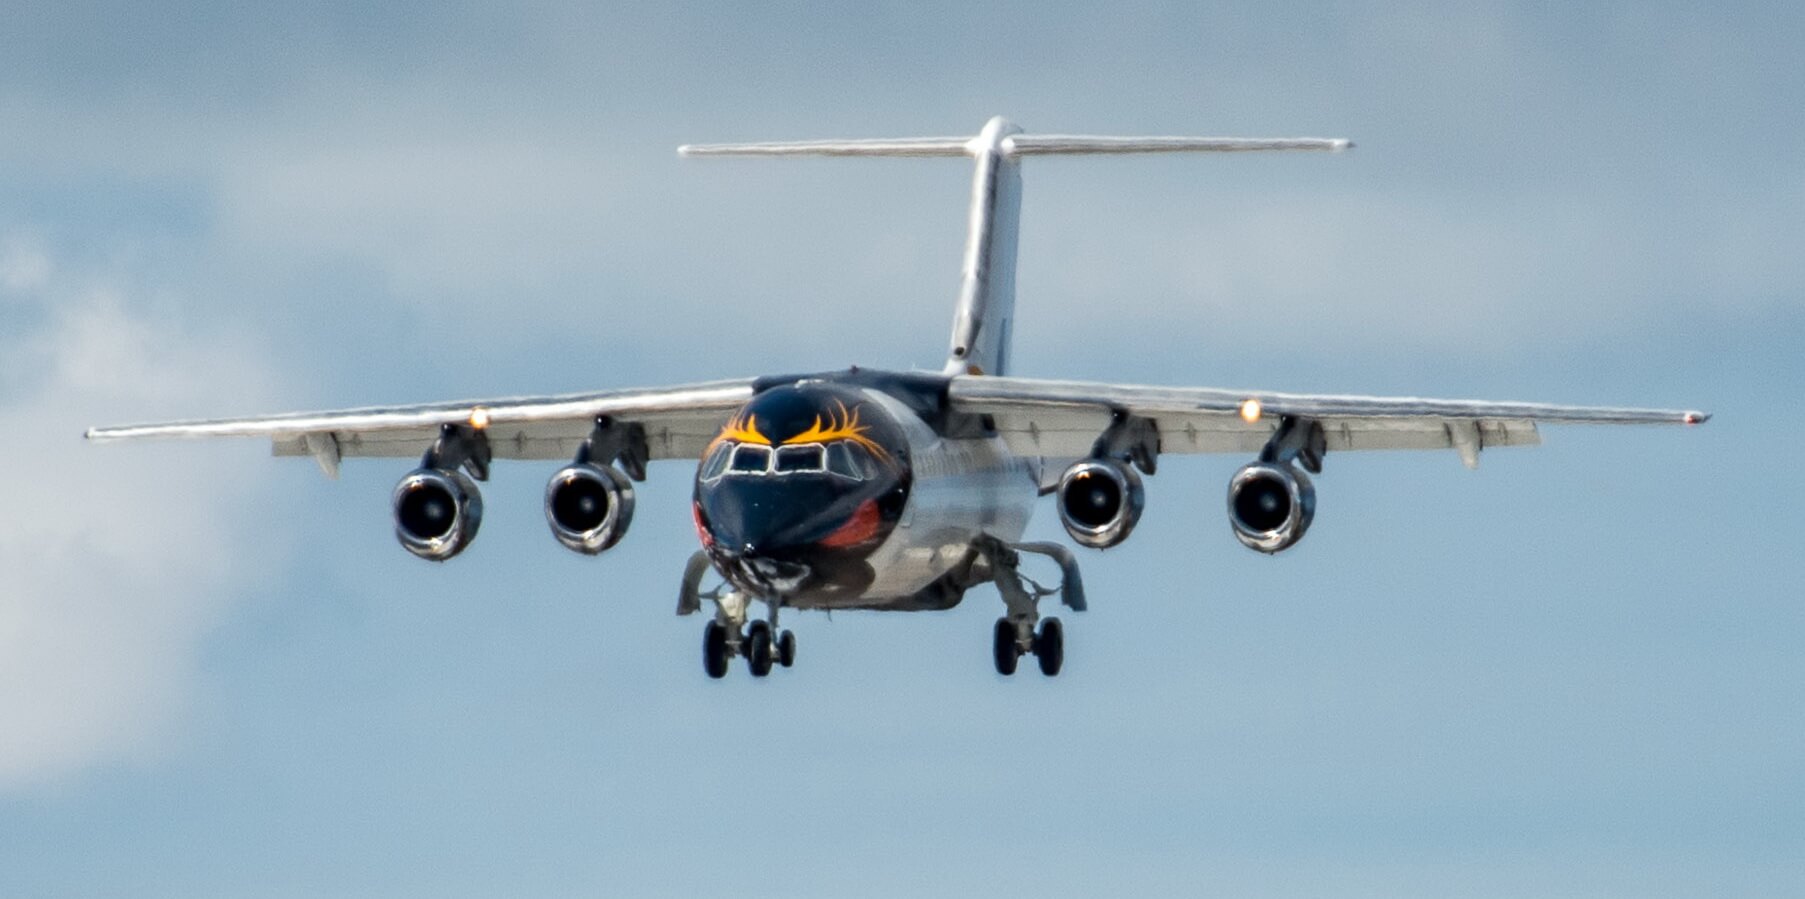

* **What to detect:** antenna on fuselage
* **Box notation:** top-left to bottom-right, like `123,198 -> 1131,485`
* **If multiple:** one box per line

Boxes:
679,117 -> 1350,378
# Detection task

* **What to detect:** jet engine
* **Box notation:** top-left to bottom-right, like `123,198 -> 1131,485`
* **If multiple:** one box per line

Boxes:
1056,458 -> 1145,549
393,467 -> 484,561
545,462 -> 636,554
1227,461 -> 1315,554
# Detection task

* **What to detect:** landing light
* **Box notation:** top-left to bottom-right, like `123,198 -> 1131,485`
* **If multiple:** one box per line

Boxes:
1239,398 -> 1263,424
469,407 -> 491,430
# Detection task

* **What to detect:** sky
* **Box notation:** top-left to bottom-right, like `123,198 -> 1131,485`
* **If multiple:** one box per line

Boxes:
1,1 -> 1801,896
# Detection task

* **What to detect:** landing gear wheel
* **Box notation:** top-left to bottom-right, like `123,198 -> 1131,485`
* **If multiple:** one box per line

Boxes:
1034,617 -> 1064,677
702,621 -> 730,679
777,630 -> 796,668
992,617 -> 1020,676
746,621 -> 774,677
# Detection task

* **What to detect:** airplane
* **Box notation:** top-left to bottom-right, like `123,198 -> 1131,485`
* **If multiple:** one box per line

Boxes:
86,116 -> 1709,680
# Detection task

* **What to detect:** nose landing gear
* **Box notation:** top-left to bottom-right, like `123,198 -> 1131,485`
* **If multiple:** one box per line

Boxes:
684,561 -> 796,679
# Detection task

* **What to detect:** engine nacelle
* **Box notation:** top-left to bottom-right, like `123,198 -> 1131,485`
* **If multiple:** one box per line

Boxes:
393,467 -> 483,561
545,462 -> 636,555
1227,461 -> 1315,554
1056,458 -> 1145,549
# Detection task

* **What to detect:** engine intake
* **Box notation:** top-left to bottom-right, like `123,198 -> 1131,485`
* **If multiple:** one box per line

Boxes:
393,467 -> 483,561
545,462 -> 636,554
1056,458 -> 1145,549
1227,461 -> 1315,553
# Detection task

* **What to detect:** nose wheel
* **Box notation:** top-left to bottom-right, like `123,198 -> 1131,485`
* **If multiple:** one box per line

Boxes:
746,621 -> 774,676
698,594 -> 796,678
703,621 -> 731,679
777,629 -> 797,668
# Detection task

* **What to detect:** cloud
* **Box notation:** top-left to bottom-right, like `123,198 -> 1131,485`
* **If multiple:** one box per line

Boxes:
0,237 -> 280,790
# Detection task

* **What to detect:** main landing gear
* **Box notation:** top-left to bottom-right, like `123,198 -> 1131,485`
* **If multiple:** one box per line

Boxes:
981,538 -> 1085,678
992,615 -> 1063,676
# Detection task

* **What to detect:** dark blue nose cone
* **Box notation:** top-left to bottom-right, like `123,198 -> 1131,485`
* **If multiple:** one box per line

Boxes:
701,477 -> 861,561
690,378 -> 915,600
696,475 -> 895,600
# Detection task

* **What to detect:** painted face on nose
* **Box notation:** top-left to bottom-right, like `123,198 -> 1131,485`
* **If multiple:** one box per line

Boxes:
692,383 -> 910,598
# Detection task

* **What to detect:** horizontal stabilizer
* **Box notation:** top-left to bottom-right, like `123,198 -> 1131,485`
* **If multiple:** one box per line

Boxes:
679,135 -> 1351,159
678,138 -> 971,158
1003,135 -> 1351,155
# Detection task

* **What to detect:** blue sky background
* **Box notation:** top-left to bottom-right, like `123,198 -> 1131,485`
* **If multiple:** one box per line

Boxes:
1,2 -> 1800,896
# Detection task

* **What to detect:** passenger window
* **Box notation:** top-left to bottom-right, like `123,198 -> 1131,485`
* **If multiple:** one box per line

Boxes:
729,444 -> 771,474
775,444 -> 826,473
701,443 -> 733,480
827,443 -> 861,480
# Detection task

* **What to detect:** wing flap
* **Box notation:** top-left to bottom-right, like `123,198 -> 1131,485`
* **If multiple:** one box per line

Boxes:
955,375 -> 1696,460
269,420 -> 727,462
986,409 -> 1541,458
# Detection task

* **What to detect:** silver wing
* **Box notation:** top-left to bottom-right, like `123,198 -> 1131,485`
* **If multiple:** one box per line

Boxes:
85,379 -> 757,476
948,375 -> 1708,469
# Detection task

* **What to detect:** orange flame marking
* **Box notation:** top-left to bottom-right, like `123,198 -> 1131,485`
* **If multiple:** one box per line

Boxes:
707,409 -> 771,456
706,400 -> 892,464
783,400 -> 890,462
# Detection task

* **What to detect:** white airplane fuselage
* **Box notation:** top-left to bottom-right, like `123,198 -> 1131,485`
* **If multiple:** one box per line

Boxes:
839,386 -> 1037,603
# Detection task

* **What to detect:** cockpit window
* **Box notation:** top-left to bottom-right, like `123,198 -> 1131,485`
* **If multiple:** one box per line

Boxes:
775,444 -> 826,474
715,440 -> 879,479
827,443 -> 860,479
701,443 -> 733,480
729,444 -> 772,474
848,443 -> 879,478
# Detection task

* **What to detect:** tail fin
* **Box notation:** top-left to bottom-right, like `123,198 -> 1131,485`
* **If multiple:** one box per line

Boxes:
680,117 -> 1350,377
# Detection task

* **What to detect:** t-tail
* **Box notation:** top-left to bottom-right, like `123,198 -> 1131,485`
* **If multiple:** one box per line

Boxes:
680,116 -> 1350,377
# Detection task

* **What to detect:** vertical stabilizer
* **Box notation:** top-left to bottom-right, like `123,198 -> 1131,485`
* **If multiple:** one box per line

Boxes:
679,118 -> 1350,378
947,117 -> 1021,376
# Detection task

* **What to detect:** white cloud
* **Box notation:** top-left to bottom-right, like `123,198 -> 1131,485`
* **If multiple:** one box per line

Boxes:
0,243 -> 280,790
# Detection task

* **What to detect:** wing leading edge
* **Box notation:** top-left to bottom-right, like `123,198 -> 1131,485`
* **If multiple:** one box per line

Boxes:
948,375 -> 1708,467
86,379 -> 758,473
